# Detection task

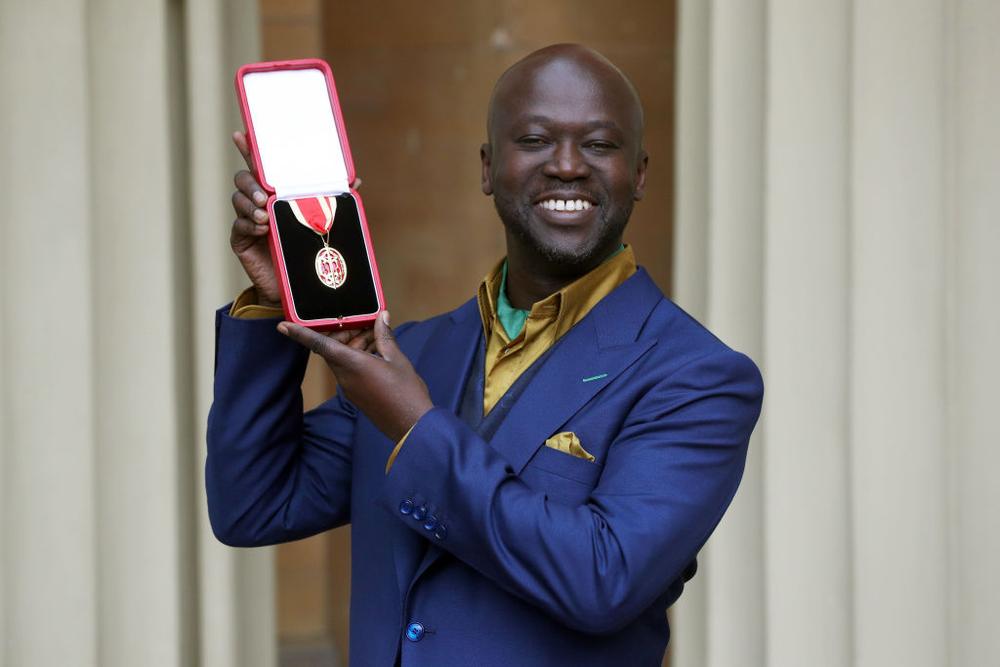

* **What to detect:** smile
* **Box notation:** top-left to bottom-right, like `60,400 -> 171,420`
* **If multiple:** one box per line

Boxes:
537,199 -> 593,212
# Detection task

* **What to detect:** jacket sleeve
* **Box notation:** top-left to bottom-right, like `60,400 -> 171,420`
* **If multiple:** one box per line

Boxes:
205,306 -> 359,547
380,348 -> 763,634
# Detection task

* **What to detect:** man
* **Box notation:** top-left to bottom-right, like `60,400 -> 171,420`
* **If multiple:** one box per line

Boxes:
208,44 -> 763,666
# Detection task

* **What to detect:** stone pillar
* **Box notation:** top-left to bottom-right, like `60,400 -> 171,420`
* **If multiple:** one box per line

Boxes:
849,3 -> 949,665
950,4 -> 1000,664
702,1 -> 767,666
1,3 -> 99,664
764,1 -> 854,664
0,1 -> 273,665
674,1 -> 1000,665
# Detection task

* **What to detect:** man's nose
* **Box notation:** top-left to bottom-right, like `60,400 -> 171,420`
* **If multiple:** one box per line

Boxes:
542,141 -> 590,180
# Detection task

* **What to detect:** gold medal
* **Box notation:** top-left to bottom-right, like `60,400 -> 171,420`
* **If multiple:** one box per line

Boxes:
289,195 -> 348,289
315,242 -> 347,289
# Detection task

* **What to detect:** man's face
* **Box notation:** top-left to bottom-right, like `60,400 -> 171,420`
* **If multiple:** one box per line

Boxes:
481,57 -> 647,270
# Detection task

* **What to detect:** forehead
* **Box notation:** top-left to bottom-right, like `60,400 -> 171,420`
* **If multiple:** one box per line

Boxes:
492,58 -> 639,135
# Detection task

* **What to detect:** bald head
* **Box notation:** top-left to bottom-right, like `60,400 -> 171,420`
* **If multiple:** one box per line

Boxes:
487,44 -> 645,147
478,43 -> 649,281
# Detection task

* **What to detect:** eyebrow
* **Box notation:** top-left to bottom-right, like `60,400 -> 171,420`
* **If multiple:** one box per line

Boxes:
517,114 -> 623,132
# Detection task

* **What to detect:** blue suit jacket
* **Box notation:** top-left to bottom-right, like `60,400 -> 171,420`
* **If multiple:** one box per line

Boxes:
206,268 -> 763,666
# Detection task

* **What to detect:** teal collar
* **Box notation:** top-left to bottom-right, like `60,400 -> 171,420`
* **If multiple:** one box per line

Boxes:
497,261 -> 529,340
497,244 -> 625,340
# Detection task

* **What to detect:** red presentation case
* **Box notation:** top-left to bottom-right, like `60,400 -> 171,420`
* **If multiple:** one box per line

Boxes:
235,59 -> 385,330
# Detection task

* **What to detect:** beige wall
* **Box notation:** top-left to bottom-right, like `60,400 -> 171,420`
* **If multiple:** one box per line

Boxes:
321,1 -> 676,325
673,1 -> 1000,666
0,1 -> 272,666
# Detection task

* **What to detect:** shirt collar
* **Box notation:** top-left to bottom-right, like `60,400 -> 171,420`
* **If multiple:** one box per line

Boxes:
477,245 -> 637,342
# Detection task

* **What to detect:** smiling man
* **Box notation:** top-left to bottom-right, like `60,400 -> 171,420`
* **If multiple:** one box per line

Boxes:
208,44 -> 763,666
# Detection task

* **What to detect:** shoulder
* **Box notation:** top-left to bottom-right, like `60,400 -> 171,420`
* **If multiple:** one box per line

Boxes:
392,296 -> 479,357
629,272 -> 763,396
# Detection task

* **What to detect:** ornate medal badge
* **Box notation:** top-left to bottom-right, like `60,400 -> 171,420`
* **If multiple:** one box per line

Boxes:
288,196 -> 348,289
315,245 -> 347,289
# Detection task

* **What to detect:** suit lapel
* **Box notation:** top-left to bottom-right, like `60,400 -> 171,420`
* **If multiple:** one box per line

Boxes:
391,299 -> 481,600
486,270 -> 661,473
406,271 -> 663,586
413,298 -> 482,412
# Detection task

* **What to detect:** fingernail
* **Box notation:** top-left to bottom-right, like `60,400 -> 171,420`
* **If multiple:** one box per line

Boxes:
381,311 -> 390,326
277,323 -> 288,335
253,208 -> 268,222
253,191 -> 266,205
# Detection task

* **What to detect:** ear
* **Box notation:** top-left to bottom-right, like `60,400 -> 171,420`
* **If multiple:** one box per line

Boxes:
633,150 -> 649,201
480,143 -> 493,196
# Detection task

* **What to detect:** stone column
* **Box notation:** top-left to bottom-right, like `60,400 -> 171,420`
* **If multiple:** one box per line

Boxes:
1,3 -> 99,664
764,1 -> 854,664
673,1 -> 1000,665
0,1 -> 273,665
950,4 -> 1000,664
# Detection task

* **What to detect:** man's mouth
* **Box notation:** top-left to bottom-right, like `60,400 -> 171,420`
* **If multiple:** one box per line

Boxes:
536,198 -> 594,212
531,189 -> 600,221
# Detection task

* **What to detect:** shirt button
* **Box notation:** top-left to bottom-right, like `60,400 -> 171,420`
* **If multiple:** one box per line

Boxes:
412,504 -> 428,521
433,524 -> 447,540
399,499 -> 414,515
405,621 -> 425,642
422,515 -> 438,531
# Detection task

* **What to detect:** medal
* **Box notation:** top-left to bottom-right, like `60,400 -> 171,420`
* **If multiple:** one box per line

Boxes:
288,196 -> 347,289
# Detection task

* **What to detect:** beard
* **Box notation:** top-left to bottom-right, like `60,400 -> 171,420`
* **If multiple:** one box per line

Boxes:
492,189 -> 632,271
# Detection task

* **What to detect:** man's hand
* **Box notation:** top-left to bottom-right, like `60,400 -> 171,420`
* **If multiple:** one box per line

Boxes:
277,312 -> 434,442
230,131 -> 282,307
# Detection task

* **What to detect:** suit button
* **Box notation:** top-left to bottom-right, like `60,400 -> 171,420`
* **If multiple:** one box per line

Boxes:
433,524 -> 447,540
399,499 -> 414,515
405,621 -> 425,642
412,504 -> 428,521
422,515 -> 438,531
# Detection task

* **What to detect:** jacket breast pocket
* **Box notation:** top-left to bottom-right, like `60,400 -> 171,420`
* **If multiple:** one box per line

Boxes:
519,444 -> 604,506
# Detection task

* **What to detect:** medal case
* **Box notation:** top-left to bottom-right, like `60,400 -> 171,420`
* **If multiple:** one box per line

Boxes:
236,59 -> 385,330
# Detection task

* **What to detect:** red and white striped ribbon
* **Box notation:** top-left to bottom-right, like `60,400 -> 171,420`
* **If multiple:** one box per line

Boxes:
288,195 -> 337,235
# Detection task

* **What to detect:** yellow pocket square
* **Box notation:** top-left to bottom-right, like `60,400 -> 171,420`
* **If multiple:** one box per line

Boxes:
544,432 -> 596,463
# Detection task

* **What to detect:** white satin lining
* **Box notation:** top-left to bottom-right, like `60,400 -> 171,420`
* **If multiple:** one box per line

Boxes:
243,68 -> 351,197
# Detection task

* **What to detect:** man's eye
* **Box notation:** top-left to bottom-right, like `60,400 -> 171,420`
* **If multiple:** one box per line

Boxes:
586,141 -> 618,151
516,136 -> 548,146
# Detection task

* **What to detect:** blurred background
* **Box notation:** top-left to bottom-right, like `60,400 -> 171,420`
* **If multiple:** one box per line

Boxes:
1,1 -> 997,666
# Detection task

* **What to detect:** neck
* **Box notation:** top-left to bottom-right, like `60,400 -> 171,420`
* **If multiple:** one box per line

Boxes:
502,233 -> 622,310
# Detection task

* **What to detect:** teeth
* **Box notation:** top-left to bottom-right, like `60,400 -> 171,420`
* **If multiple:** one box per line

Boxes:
540,199 -> 593,211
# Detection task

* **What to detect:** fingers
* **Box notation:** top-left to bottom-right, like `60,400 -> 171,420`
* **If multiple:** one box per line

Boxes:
328,328 -> 373,352
231,217 -> 269,244
347,328 -> 376,352
373,311 -> 400,362
232,190 -> 268,224
328,330 -> 356,345
231,134 -> 267,231
278,322 -> 363,369
276,322 -> 381,368
278,322 -> 334,357
230,179 -> 268,247
232,131 -> 256,172
232,170 -> 269,239
235,170 -> 268,208
350,177 -> 362,190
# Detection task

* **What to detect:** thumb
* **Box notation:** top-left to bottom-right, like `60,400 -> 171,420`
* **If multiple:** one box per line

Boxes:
374,310 -> 400,361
